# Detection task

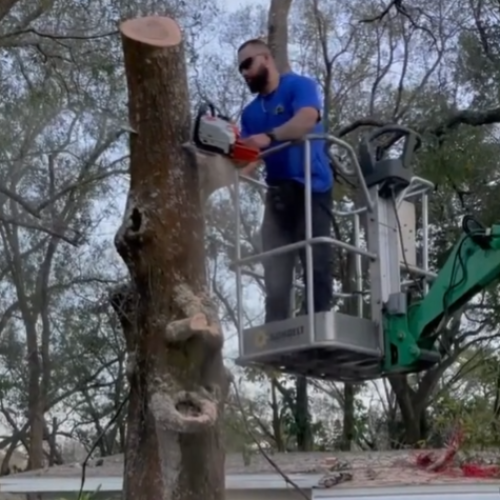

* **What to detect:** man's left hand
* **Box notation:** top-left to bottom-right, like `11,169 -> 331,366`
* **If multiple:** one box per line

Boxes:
242,134 -> 271,150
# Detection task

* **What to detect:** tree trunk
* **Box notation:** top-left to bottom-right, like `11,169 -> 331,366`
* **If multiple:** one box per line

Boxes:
267,0 -> 293,72
266,0 -> 314,453
113,16 -> 230,500
295,376 -> 313,451
390,375 -> 421,446
338,233 -> 360,451
270,380 -> 285,451
26,321 -> 44,472
340,383 -> 355,451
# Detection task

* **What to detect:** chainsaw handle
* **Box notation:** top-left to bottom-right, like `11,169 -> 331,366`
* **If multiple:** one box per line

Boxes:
198,102 -> 217,117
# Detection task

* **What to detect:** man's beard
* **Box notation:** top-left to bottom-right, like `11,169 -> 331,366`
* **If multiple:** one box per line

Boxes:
245,65 -> 269,94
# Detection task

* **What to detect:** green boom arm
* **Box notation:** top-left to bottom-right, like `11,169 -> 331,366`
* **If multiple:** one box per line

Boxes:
383,219 -> 500,374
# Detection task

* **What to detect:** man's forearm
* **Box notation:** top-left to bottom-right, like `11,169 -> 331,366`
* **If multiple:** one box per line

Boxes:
272,109 -> 318,141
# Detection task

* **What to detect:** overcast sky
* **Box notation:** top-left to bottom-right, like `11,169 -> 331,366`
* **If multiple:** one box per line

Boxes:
224,0 -> 267,10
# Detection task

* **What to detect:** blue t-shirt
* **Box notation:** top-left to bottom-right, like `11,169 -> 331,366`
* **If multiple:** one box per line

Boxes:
240,72 -> 333,193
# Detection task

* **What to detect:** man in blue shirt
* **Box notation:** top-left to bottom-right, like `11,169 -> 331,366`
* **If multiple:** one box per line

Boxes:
237,38 -> 334,323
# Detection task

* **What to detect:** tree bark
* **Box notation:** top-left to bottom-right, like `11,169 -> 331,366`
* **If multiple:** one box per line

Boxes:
270,380 -> 285,451
266,0 -> 316,453
267,0 -> 293,72
340,383 -> 355,451
113,16 -> 230,500
295,376 -> 313,451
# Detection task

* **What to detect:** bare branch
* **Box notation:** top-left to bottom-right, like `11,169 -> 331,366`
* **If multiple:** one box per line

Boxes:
431,106 -> 500,138
360,1 -> 410,25
360,0 -> 399,23
0,27 -> 118,44
336,118 -> 386,137
0,185 -> 40,219
337,106 -> 500,140
0,214 -> 81,246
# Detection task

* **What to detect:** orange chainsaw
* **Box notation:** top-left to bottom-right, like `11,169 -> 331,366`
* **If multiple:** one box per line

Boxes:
192,103 -> 260,166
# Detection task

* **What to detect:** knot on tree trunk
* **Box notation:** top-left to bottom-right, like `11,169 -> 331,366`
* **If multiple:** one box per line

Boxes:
145,284 -> 230,432
114,195 -> 153,261
150,383 -> 218,433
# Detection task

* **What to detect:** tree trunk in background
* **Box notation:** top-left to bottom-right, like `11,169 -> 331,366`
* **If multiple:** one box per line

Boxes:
340,383 -> 355,451
26,320 -> 44,473
390,375 -> 421,446
26,320 -> 44,500
267,0 -> 293,73
266,0 -> 315,453
270,380 -> 285,451
339,232 -> 361,451
295,376 -> 313,451
112,16 -> 230,500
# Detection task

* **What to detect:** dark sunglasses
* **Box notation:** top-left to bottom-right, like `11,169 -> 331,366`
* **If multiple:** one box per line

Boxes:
238,53 -> 265,73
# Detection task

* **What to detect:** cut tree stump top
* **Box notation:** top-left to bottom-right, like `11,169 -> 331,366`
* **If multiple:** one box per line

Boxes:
120,16 -> 181,47
4,449 -> 500,489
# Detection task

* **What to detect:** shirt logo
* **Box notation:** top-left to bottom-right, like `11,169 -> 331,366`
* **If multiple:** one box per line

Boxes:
274,104 -> 284,115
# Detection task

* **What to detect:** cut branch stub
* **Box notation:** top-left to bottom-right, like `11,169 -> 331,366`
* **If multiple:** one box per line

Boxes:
173,283 -> 221,327
166,313 -> 220,346
165,283 -> 224,351
161,283 -> 226,391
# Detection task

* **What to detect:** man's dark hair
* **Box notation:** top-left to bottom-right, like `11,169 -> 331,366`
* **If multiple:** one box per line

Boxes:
237,38 -> 270,53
